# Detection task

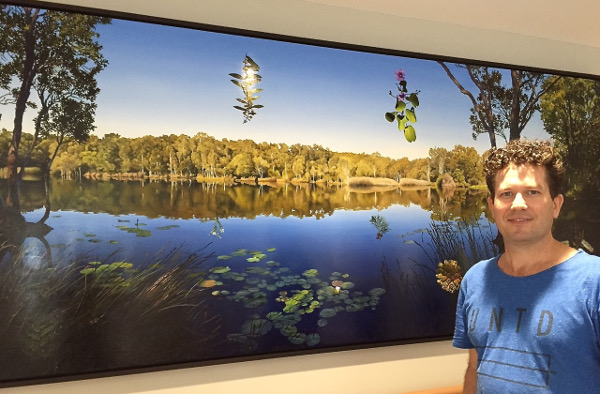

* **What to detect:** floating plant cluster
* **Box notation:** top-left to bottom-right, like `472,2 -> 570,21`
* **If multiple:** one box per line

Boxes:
207,248 -> 386,350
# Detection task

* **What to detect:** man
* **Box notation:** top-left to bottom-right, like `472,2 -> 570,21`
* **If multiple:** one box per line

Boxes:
453,139 -> 600,393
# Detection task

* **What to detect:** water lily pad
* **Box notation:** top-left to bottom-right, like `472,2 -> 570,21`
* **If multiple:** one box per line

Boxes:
319,308 -> 337,318
232,249 -> 248,256
199,279 -> 217,288
267,312 -> 283,320
243,292 -> 267,308
95,264 -> 110,274
302,269 -> 318,278
266,260 -> 280,267
242,318 -> 272,336
156,225 -> 180,230
306,333 -> 321,346
404,239 -> 416,244
346,303 -> 363,312
247,256 -> 260,263
287,332 -> 306,345
117,226 -> 152,237
369,288 -> 386,297
317,319 -> 328,327
279,324 -> 298,336
217,255 -> 232,260
266,248 -> 276,252
80,268 -> 95,275
137,230 -> 151,237
109,262 -> 133,270
210,266 -> 231,274
246,267 -> 269,275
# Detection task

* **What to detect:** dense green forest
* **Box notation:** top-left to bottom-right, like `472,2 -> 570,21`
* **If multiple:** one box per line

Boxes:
0,129 -> 486,186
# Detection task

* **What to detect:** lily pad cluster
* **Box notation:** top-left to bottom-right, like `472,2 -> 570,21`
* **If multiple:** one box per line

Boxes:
116,222 -> 151,237
205,247 -> 385,351
80,261 -> 135,288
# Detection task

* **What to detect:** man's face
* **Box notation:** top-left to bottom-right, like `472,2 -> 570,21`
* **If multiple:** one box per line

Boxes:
487,163 -> 563,247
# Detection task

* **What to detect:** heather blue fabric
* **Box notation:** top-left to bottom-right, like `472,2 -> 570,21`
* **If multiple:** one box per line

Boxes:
454,250 -> 600,393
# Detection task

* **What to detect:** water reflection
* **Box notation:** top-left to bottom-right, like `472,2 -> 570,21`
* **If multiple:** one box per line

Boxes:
13,179 -> 490,222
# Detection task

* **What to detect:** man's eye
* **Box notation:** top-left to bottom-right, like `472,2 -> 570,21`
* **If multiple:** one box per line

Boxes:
528,190 -> 539,195
500,192 -> 512,197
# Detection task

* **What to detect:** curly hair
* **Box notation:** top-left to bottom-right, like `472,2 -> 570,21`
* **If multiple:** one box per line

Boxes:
484,139 -> 565,199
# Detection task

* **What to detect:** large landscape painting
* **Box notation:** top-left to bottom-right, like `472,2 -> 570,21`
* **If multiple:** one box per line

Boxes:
1,0 -> 599,387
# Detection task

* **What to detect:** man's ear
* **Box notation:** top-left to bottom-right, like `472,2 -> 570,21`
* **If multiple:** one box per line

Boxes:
552,194 -> 564,219
487,196 -> 494,212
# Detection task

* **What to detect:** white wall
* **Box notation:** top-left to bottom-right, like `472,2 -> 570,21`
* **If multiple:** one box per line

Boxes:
2,1 -> 599,393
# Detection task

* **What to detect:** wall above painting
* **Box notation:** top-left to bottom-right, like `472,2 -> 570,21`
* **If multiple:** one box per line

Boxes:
38,0 -> 600,76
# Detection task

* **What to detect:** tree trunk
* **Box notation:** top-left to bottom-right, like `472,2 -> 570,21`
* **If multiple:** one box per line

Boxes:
6,9 -> 40,209
509,70 -> 522,141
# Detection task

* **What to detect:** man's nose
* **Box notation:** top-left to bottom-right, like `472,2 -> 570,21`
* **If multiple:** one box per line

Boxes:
511,193 -> 527,210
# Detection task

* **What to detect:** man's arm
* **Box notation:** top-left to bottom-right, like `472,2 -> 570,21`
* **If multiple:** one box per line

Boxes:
463,348 -> 478,394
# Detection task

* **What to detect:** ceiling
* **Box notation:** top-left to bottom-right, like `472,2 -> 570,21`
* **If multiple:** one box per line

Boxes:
303,0 -> 600,49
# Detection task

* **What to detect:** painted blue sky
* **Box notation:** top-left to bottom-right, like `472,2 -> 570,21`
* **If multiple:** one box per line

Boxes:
2,15 -> 551,160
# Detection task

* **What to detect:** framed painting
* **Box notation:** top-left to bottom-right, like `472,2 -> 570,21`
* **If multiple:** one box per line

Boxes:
1,0 -> 599,387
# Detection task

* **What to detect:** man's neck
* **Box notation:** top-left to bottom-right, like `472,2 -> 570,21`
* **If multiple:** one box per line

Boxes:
498,237 -> 577,277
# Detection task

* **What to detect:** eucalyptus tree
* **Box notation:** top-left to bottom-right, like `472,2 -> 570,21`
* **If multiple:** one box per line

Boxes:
437,63 -> 557,148
540,76 -> 600,192
0,5 -> 109,205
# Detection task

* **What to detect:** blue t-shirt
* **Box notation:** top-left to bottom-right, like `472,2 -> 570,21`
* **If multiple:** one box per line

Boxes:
453,250 -> 600,393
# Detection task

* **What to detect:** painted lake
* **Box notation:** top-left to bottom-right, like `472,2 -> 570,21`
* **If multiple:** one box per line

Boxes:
0,178 -> 520,384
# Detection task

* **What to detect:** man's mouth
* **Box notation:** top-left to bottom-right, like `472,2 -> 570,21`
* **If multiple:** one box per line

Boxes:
508,217 -> 531,222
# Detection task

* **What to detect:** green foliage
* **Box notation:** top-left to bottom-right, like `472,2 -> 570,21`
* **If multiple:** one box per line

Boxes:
12,127 -> 485,187
0,6 -> 110,177
540,76 -> 600,194
229,55 -> 264,123
385,69 -> 420,142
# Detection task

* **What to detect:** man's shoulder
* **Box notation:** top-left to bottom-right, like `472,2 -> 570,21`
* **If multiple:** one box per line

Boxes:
463,256 -> 498,281
569,250 -> 600,273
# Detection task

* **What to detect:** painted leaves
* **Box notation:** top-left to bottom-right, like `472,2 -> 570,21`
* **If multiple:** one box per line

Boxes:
230,55 -> 264,123
385,69 -> 420,142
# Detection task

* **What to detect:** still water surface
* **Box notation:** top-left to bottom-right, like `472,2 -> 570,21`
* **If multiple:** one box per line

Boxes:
1,179 -> 501,384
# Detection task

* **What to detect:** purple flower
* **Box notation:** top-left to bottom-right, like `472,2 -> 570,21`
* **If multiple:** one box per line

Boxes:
395,69 -> 405,82
397,92 -> 406,101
